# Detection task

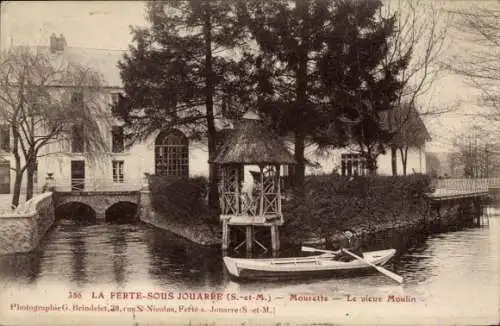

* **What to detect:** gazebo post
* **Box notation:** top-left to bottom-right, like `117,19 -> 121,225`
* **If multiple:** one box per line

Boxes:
259,164 -> 265,216
276,165 -> 281,219
246,226 -> 253,252
235,164 -> 241,214
222,218 -> 230,251
271,224 -> 279,252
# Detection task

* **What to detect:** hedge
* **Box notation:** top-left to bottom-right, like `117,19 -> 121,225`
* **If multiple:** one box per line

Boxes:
282,174 -> 432,244
148,175 -> 212,224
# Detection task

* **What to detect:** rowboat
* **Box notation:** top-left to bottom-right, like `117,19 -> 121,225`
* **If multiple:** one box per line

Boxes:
223,248 -> 398,281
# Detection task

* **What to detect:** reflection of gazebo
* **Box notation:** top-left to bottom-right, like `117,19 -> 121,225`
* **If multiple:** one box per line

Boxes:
212,111 -> 296,252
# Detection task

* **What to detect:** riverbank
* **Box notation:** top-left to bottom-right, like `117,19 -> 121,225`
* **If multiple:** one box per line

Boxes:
139,188 -> 220,246
282,174 -> 485,250
140,208 -> 221,246
299,202 -> 480,250
140,174 -> 486,250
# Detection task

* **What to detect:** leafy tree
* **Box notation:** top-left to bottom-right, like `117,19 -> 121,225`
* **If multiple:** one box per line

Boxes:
240,0 -> 410,182
116,1 -> 247,217
239,0 -> 349,191
318,0 -> 410,174
0,46 -> 107,207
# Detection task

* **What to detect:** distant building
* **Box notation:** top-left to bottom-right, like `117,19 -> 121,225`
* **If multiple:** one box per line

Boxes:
0,35 -> 431,194
303,106 -> 430,176
426,152 -> 453,178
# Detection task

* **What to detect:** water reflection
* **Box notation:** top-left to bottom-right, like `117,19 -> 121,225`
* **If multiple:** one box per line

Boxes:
0,218 -> 227,291
0,210 -> 497,323
144,227 -> 226,290
0,250 -> 41,285
69,229 -> 88,286
110,231 -> 127,286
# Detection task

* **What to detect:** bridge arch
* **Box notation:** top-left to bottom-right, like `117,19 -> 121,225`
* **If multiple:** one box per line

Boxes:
105,201 -> 139,224
54,191 -> 140,222
55,202 -> 97,224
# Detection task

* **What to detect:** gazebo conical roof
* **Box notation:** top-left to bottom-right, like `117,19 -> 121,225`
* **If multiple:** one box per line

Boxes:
213,111 -> 296,165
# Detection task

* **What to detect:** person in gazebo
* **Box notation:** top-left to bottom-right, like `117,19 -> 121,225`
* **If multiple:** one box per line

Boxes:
241,169 -> 259,213
241,173 -> 254,203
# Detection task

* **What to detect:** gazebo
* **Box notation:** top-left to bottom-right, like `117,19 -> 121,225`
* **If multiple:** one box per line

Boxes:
212,111 -> 296,253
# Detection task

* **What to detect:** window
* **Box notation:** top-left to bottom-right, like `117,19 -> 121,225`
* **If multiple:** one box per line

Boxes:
71,91 -> 84,109
341,153 -> 367,176
110,92 -> 120,105
0,125 -> 9,151
71,125 -> 85,153
112,160 -> 124,183
110,92 -> 123,116
111,126 -> 124,153
155,130 -> 189,177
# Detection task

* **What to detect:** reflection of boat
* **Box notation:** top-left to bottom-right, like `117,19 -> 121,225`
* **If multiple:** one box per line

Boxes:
223,249 -> 397,280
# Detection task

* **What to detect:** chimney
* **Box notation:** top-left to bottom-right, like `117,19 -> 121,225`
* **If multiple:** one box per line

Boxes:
50,33 -> 67,53
57,33 -> 67,51
50,33 -> 57,53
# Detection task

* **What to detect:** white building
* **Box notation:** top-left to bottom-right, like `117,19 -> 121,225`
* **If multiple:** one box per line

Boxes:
0,35 -> 429,195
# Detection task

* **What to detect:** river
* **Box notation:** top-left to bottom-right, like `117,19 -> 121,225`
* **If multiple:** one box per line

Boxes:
0,209 -> 499,325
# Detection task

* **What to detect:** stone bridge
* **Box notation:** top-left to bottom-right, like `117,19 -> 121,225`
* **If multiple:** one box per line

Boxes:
53,191 -> 141,221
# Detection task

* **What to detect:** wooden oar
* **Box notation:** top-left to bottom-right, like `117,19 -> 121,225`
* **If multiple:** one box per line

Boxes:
342,248 -> 403,284
301,246 -> 341,255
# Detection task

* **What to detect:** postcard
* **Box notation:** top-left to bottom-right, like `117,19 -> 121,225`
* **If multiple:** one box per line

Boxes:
0,1 -> 499,325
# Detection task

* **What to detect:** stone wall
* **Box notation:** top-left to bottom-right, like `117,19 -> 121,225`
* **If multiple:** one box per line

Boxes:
139,190 -> 220,246
0,192 -> 55,254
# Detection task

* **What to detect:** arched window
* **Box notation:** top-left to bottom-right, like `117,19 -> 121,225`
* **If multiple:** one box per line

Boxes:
155,130 -> 189,177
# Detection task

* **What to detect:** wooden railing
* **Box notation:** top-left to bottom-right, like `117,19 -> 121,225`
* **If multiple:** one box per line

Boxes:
433,178 -> 500,192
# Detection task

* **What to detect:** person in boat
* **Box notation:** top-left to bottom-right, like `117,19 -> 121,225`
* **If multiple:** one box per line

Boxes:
332,230 -> 363,262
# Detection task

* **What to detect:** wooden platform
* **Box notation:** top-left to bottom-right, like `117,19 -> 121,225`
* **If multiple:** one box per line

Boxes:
221,214 -> 282,252
221,214 -> 283,226
426,189 -> 489,201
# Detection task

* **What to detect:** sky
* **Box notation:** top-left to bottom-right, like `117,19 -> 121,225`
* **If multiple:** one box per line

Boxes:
0,0 -> 496,153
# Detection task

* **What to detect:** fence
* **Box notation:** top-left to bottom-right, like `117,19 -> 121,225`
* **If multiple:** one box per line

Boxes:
52,178 -> 142,192
433,178 -> 500,192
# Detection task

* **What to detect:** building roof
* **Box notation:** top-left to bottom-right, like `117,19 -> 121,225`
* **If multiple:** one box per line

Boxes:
412,113 -> 432,142
35,45 -> 125,88
381,103 -> 432,145
213,115 -> 296,165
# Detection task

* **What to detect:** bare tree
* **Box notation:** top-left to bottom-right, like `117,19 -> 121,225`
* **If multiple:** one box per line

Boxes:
447,2 -> 500,122
450,125 -> 493,178
0,46 -> 108,207
389,101 -> 431,175
383,0 -> 449,109
381,0 -> 450,175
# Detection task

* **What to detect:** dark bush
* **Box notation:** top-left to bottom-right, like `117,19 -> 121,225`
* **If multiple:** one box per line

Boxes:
149,175 -> 211,223
282,174 -> 431,244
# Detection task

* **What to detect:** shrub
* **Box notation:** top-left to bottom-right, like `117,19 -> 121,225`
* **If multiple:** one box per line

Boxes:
282,174 -> 431,244
149,175 -> 211,224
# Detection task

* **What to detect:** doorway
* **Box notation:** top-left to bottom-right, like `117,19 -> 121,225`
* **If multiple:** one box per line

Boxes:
71,160 -> 85,191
